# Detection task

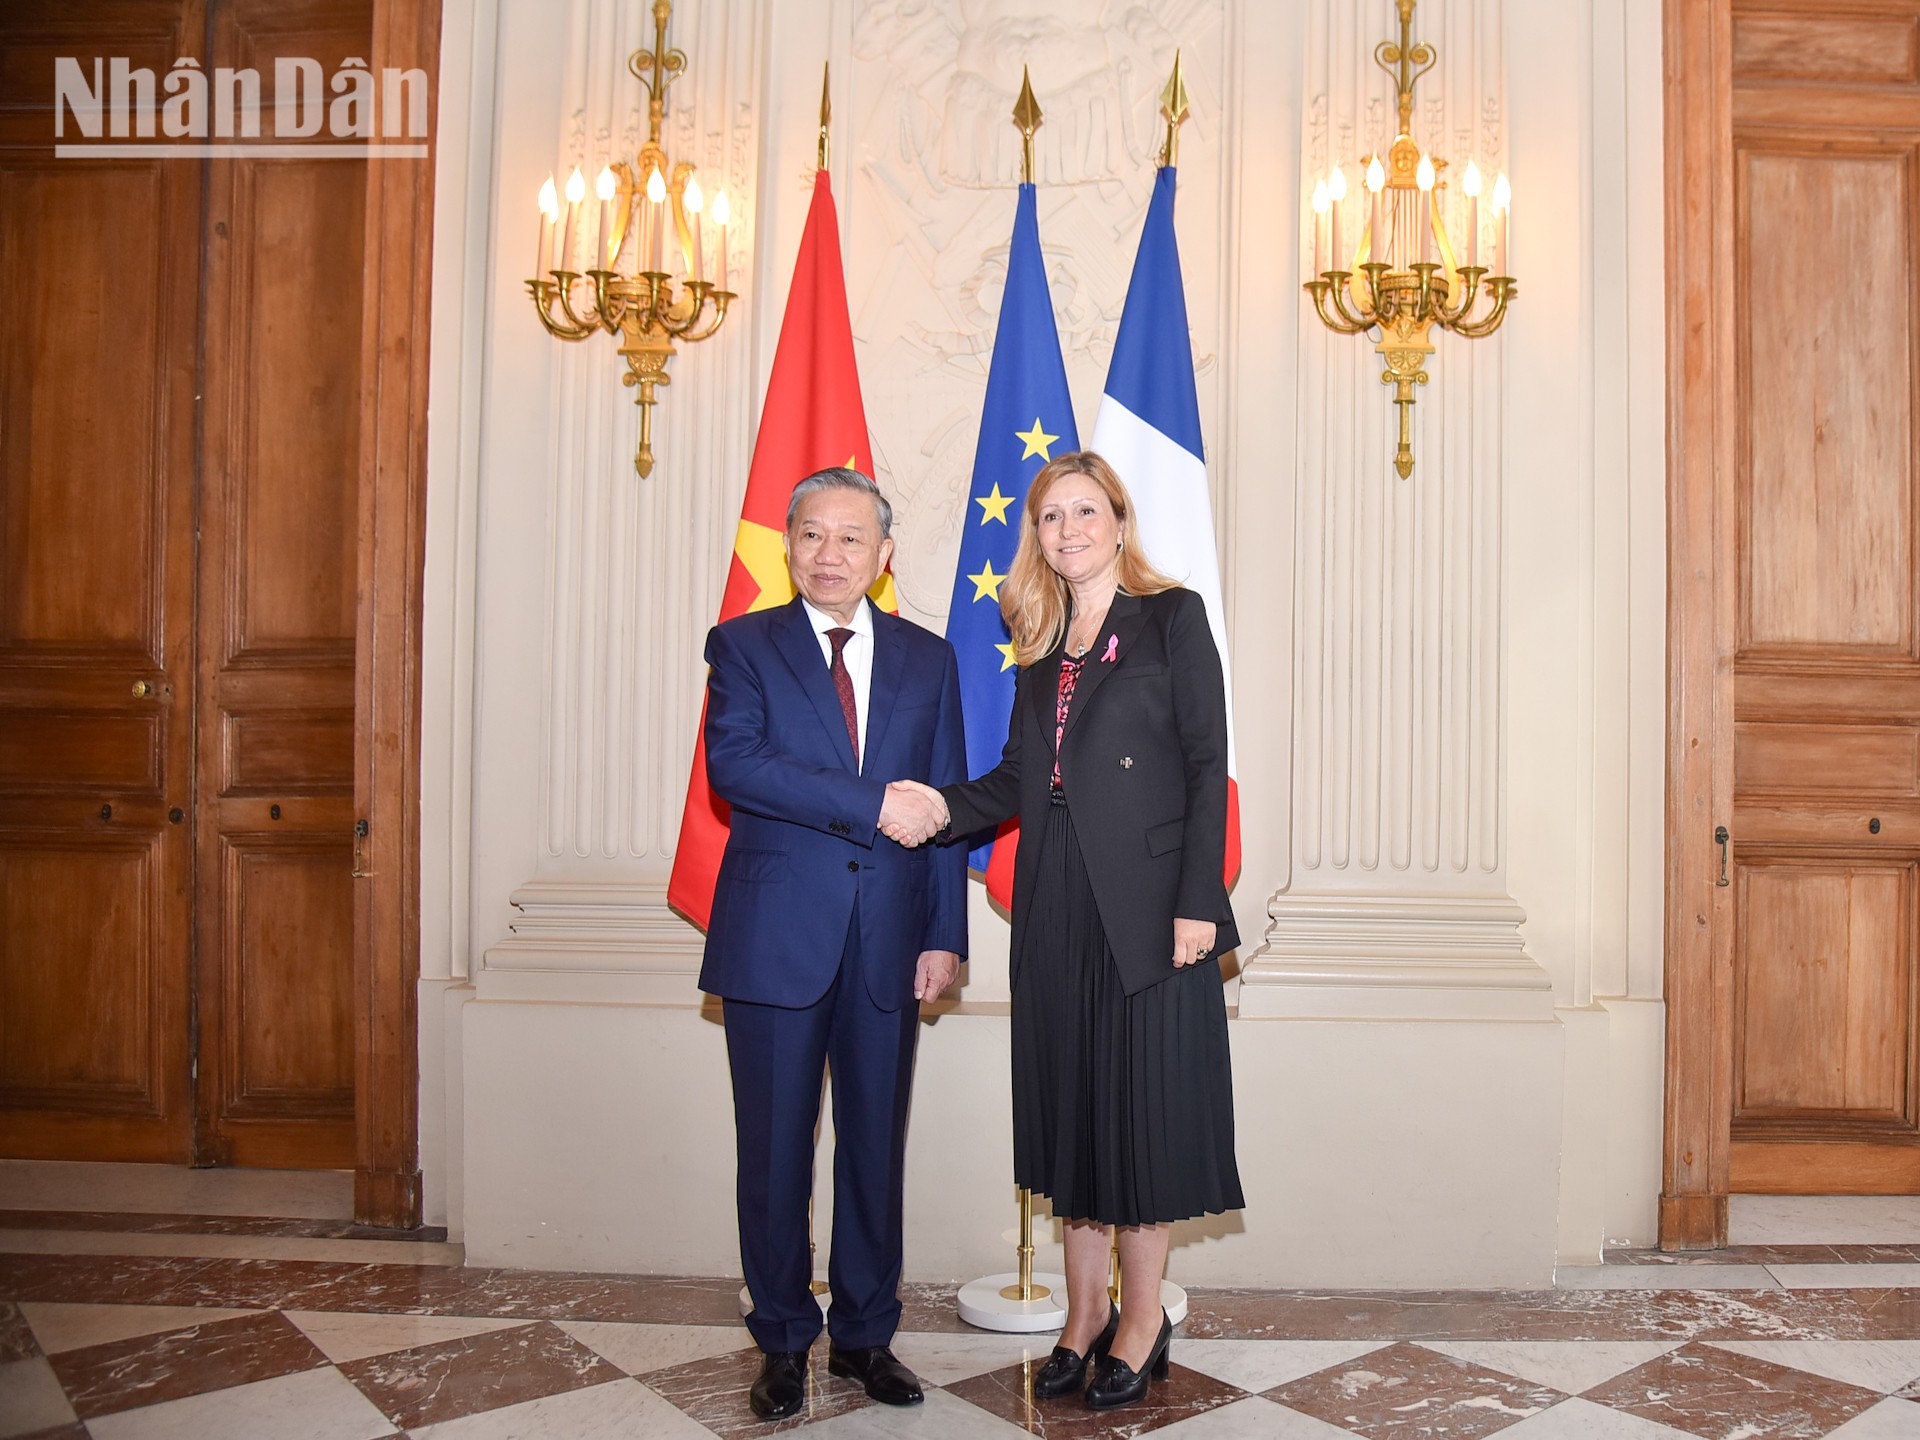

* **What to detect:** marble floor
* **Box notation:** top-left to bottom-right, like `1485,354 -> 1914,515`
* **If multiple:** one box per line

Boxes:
2,1173 -> 1920,1438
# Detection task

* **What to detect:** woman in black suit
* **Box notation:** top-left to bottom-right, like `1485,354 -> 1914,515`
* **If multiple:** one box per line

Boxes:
890,451 -> 1242,1409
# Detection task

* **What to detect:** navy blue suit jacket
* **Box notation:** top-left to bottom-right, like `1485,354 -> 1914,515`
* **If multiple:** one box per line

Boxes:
697,596 -> 969,1011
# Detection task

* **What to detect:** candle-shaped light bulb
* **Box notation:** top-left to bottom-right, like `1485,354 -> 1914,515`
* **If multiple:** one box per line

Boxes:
536,174 -> 558,275
712,188 -> 730,291
1415,155 -> 1435,262
560,165 -> 585,270
645,166 -> 667,272
681,174 -> 704,282
594,164 -> 616,268
1492,171 -> 1511,275
1463,161 -> 1483,269
1327,165 -> 1347,270
1311,179 -> 1330,275
1366,155 -> 1386,268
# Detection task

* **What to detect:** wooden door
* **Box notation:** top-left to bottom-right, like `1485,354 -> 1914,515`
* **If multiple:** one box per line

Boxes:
0,1 -> 204,1162
0,0 -> 370,1170
1727,0 -> 1920,1193
192,0 -> 369,1168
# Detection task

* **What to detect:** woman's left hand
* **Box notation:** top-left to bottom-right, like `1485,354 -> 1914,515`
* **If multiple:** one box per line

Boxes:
1173,918 -> 1217,968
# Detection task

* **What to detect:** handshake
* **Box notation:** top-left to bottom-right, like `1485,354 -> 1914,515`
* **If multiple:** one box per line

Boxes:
879,779 -> 950,848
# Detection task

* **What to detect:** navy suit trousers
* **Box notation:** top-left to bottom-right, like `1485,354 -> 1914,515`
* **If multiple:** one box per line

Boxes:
722,919 -> 919,1354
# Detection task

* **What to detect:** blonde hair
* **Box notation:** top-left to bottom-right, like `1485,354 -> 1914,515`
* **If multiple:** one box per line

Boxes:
1000,451 -> 1176,665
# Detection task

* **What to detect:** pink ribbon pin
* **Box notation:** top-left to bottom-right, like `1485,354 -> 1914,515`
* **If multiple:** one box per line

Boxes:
1100,635 -> 1118,663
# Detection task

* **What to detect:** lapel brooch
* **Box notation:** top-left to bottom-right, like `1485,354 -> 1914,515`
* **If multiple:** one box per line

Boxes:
1100,635 -> 1118,663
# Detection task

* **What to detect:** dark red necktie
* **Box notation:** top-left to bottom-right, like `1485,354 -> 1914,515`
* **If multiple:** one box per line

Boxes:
828,627 -> 859,767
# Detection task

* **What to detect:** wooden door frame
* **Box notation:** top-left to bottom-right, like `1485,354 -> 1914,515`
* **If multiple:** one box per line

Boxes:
351,0 -> 439,1229
1661,0 -> 1738,1249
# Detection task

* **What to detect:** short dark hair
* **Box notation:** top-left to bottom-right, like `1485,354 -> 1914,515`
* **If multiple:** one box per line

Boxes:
785,467 -> 893,539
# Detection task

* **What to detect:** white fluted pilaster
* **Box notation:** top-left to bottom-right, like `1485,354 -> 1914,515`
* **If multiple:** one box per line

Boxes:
1240,0 -> 1550,1020
481,0 -> 763,999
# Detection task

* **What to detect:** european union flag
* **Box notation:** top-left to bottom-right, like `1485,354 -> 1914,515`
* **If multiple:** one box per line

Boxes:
945,182 -> 1078,894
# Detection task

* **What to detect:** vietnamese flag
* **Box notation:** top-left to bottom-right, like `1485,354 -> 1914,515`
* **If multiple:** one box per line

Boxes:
668,169 -> 894,930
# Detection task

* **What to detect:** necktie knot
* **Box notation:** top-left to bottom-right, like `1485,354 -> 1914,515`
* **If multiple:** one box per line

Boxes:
828,627 -> 854,657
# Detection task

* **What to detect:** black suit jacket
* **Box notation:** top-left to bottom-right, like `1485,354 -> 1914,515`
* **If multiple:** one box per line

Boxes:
942,587 -> 1238,995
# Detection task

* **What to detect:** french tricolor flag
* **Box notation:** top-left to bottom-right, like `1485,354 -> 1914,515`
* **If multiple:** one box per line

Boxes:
1090,164 -> 1242,886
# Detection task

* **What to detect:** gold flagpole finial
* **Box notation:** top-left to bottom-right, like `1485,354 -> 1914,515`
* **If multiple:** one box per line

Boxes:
1158,50 -> 1189,168
1012,66 -> 1043,185
818,61 -> 831,170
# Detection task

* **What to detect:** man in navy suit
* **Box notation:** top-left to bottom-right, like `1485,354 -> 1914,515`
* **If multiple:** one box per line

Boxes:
698,467 -> 966,1421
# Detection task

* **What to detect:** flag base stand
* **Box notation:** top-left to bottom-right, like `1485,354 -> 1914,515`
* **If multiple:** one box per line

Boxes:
954,1188 -> 1186,1331
956,1271 -> 1068,1332
739,1281 -> 831,1318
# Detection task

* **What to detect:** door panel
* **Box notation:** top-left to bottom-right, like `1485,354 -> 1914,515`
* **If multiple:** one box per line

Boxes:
0,839 -> 158,1105
1734,862 -> 1913,1120
1740,147 -> 1913,654
1730,0 -> 1920,1193
194,0 -> 368,1168
0,2 -> 201,1161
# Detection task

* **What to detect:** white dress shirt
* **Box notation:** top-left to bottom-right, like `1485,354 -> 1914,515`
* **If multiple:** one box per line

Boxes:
801,596 -> 874,770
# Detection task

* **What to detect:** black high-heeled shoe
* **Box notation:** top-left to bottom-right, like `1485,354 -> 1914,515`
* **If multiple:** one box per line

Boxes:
1030,1304 -> 1119,1399
1084,1308 -> 1172,1410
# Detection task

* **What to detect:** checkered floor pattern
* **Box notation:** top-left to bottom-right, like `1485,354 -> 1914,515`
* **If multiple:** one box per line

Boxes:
7,1283 -> 1920,1438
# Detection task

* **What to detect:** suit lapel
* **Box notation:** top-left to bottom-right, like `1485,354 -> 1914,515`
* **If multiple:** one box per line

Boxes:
862,610 -> 907,767
1028,644 -> 1062,753
1061,591 -> 1146,744
772,597 -> 860,772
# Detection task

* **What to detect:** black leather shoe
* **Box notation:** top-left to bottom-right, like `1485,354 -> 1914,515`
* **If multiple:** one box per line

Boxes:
1032,1304 -> 1120,1398
749,1350 -> 808,1421
1085,1309 -> 1173,1410
827,1343 -> 924,1406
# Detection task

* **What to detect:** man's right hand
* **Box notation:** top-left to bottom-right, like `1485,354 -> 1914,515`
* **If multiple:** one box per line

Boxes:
880,780 -> 948,847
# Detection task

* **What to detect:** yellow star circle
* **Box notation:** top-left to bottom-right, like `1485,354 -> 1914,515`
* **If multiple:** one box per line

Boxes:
1015,418 -> 1058,461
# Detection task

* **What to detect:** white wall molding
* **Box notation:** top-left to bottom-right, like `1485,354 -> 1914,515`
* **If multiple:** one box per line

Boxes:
1240,893 -> 1552,1020
480,881 -> 704,1004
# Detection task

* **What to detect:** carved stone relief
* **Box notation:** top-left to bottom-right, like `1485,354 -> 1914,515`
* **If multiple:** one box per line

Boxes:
845,0 -> 1231,623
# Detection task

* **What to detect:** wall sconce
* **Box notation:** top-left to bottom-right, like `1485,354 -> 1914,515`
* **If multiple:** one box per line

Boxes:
1304,0 -> 1516,479
528,0 -> 736,477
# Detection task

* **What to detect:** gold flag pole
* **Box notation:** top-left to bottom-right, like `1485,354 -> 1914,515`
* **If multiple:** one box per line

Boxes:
954,74 -> 1069,1336
818,62 -> 831,171
999,1187 -> 1051,1302
997,72 -> 1050,1312
1158,50 -> 1189,169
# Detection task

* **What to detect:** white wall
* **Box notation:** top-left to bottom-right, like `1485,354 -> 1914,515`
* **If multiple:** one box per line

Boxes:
416,0 -> 1667,1285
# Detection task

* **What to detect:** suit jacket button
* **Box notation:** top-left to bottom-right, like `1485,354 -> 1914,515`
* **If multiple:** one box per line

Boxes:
847,860 -> 859,872
1120,756 -> 1134,768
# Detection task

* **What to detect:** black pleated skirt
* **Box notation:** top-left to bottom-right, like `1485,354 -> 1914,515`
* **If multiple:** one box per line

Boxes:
1010,801 -> 1245,1227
